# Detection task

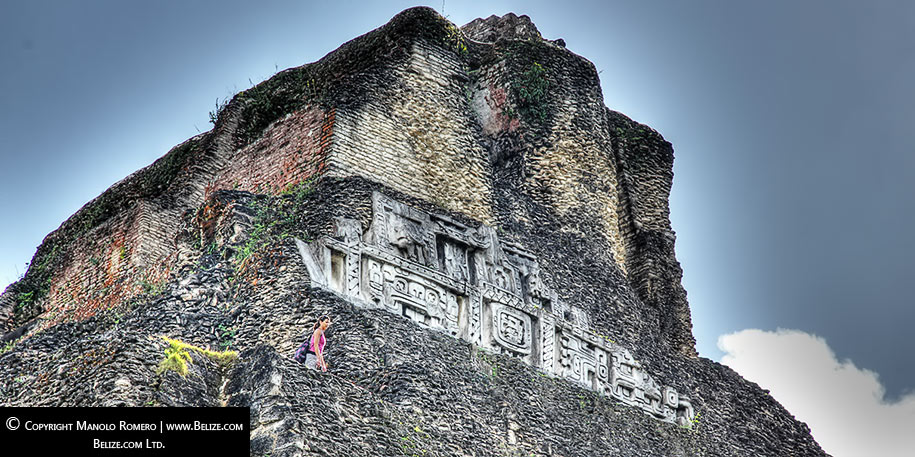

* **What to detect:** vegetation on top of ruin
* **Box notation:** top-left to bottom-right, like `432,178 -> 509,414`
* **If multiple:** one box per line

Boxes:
210,7 -> 472,144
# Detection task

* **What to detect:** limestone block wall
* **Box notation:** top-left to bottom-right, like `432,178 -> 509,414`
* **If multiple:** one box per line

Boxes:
463,29 -> 631,276
2,98 -> 330,335
514,49 -> 629,270
0,132 -> 212,334
1,103 -> 245,334
0,9 -> 831,455
458,17 -> 696,354
2,7 -> 696,359
609,110 -> 696,355
327,38 -> 495,224
41,202 -> 175,327
0,197 -> 178,333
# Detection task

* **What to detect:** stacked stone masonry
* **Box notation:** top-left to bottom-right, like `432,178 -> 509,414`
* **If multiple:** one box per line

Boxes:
210,106 -> 332,195
327,38 -> 495,224
299,191 -> 695,425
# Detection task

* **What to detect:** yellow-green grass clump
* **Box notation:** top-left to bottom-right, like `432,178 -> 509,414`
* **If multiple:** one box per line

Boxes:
156,336 -> 239,377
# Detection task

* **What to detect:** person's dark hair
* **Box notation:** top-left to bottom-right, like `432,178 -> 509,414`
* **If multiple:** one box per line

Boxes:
312,315 -> 330,331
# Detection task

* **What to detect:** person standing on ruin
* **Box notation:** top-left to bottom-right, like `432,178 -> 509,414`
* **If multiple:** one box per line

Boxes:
295,316 -> 331,371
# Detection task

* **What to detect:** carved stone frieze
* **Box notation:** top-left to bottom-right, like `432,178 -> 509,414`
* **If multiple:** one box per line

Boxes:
296,191 -> 694,425
490,303 -> 532,353
557,328 -> 609,390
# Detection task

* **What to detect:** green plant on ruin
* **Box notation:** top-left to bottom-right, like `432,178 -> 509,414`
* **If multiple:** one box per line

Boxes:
13,244 -> 61,317
9,138 -> 199,327
399,424 -> 432,457
443,21 -> 468,56
0,337 -> 22,356
218,324 -> 237,351
462,67 -> 481,106
502,105 -> 518,121
157,338 -> 193,377
156,336 -> 239,377
234,221 -> 266,267
15,291 -> 34,311
680,410 -> 702,431
104,307 -> 126,327
303,78 -> 322,100
233,198 -> 271,272
513,62 -> 550,122
206,241 -> 219,256
217,178 -> 319,276
138,277 -> 166,296
590,330 -> 616,345
576,392 -> 589,410
276,177 -> 318,238
476,350 -> 501,380
280,177 -> 317,204
234,67 -> 328,143
208,97 -> 229,125
614,125 -> 652,143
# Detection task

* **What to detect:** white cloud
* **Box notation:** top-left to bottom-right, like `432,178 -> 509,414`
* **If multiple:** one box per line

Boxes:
718,329 -> 915,457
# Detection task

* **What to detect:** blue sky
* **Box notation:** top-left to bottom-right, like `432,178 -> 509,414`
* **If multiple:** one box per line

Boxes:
2,2 -> 914,452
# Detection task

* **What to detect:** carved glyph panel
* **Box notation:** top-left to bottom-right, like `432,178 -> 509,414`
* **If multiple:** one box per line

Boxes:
557,329 -> 610,391
296,191 -> 695,425
491,303 -> 531,355
365,256 -> 461,337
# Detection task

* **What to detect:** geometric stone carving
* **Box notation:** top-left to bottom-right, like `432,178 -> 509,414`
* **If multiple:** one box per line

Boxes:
490,302 -> 532,355
480,284 -> 541,366
362,253 -> 463,337
297,191 -> 695,425
540,314 -> 556,371
663,386 -> 679,409
610,348 -> 679,422
610,348 -> 643,403
439,238 -> 471,282
558,330 -> 605,389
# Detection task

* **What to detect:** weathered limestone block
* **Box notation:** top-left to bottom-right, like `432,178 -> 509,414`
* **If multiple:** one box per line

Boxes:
327,37 -> 495,224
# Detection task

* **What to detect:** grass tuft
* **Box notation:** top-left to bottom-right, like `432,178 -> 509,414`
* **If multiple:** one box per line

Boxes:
156,336 -> 239,377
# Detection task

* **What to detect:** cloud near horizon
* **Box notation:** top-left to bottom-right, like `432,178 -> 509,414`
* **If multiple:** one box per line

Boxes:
718,328 -> 915,457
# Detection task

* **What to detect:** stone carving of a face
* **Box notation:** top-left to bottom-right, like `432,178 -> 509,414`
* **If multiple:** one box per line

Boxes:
387,214 -> 427,264
388,215 -> 420,247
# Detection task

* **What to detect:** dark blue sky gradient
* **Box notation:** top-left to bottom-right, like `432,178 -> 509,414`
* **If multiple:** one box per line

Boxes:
1,1 -> 912,399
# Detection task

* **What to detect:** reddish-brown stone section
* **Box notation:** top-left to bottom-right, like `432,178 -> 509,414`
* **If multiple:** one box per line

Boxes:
211,106 -> 332,195
41,202 -> 174,327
